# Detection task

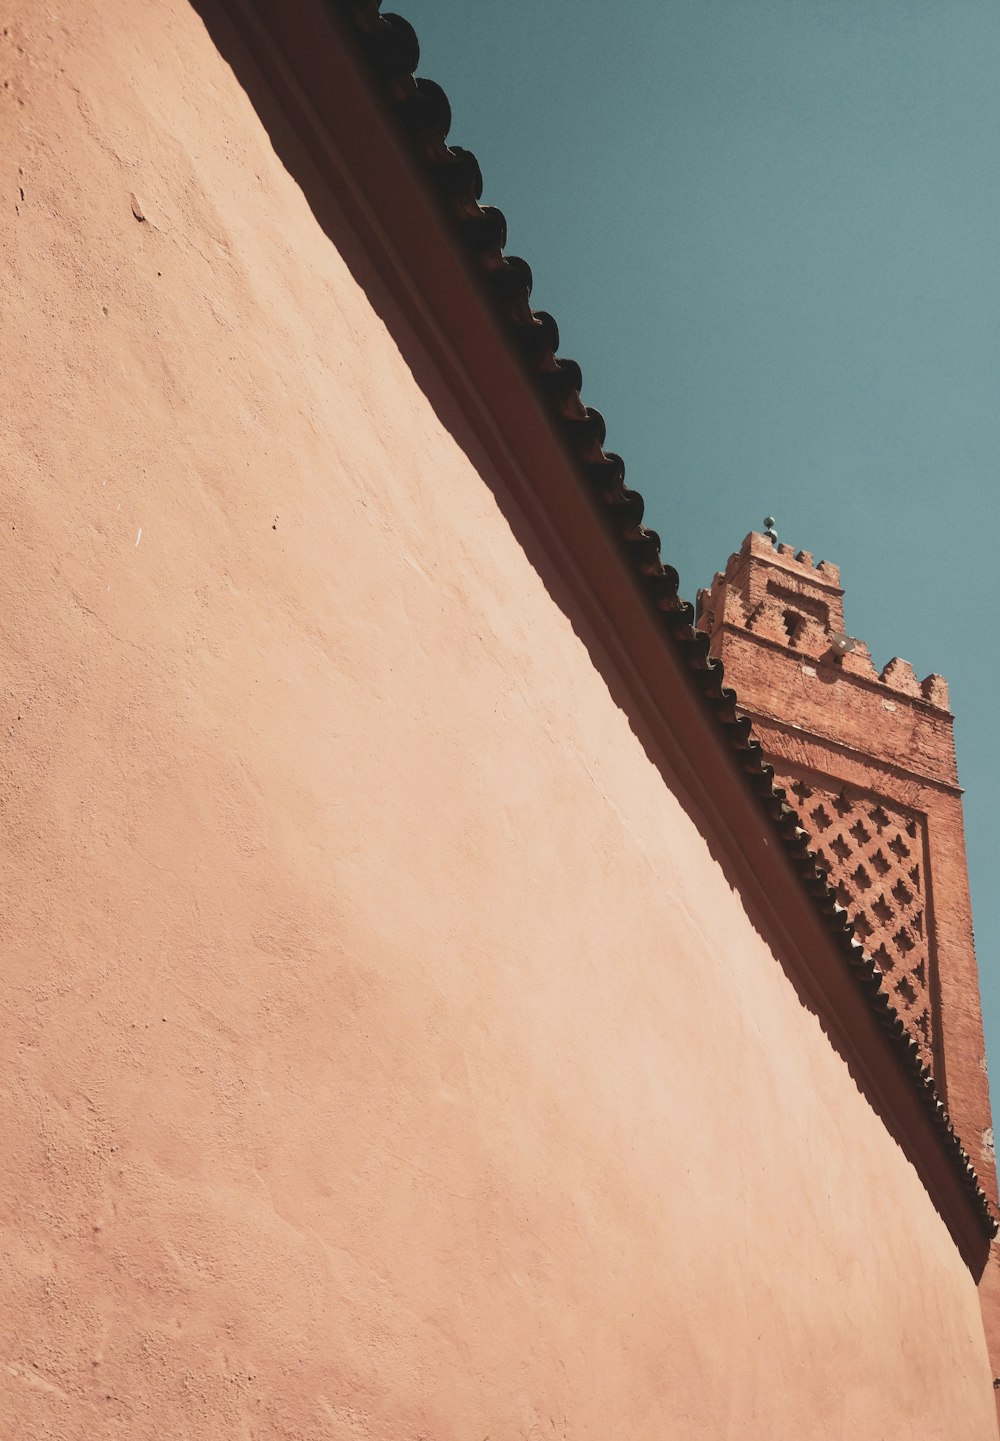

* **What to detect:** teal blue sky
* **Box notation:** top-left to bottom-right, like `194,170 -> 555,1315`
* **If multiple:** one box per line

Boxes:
400,1 -> 1000,1091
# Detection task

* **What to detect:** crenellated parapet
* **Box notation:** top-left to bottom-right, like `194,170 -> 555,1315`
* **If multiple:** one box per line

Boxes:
697,531 -> 950,713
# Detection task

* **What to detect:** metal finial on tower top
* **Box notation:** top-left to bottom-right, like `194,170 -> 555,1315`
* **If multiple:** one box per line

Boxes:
764,515 -> 778,545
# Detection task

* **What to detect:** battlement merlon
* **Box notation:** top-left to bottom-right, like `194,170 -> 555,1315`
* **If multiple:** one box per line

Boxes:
696,533 -> 952,714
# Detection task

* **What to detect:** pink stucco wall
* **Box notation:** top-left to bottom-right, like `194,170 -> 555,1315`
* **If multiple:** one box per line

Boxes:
1,3 -> 996,1436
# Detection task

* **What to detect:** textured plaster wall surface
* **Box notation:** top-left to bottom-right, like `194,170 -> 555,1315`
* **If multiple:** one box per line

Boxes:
1,3 -> 997,1437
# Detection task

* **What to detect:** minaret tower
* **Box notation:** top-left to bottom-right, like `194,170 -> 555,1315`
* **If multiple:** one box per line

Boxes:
697,528 -> 996,1210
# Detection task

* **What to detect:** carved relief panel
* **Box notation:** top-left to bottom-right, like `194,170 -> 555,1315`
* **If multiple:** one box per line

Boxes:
775,769 -> 936,1074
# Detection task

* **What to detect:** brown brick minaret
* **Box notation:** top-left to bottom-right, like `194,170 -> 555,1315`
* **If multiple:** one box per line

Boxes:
699,527 -> 1000,1396
697,530 -> 996,1202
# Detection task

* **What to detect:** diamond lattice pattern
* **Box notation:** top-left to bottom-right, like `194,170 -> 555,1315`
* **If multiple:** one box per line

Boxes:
775,772 -> 934,1072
